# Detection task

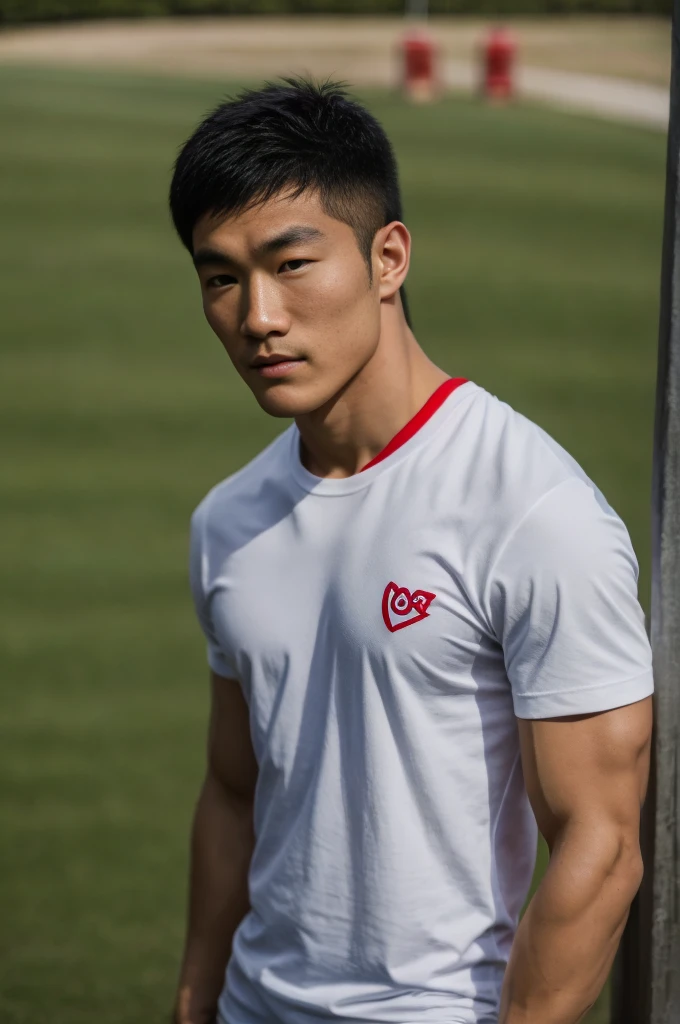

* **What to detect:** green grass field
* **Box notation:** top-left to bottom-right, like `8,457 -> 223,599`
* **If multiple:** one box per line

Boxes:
0,63 -> 665,1023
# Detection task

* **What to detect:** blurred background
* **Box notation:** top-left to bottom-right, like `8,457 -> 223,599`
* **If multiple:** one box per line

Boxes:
0,1 -> 669,1022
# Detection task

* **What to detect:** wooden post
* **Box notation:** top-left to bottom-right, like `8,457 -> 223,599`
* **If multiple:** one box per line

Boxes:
612,6 -> 680,1022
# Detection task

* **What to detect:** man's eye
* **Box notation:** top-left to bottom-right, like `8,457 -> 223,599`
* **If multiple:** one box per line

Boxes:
280,259 -> 309,273
206,274 -> 236,288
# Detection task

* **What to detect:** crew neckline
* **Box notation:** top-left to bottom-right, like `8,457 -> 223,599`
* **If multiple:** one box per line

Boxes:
289,377 -> 471,496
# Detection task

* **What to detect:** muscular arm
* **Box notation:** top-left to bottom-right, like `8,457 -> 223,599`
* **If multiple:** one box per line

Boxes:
500,696 -> 652,1024
175,671 -> 258,1024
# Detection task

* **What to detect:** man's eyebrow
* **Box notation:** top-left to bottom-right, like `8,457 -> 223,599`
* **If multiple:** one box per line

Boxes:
192,247 -> 231,269
255,225 -> 326,257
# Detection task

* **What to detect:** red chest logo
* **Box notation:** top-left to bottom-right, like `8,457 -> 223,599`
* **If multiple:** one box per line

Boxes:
382,581 -> 436,632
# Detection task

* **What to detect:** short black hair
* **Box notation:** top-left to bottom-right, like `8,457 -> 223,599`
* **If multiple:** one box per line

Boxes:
169,77 -> 412,327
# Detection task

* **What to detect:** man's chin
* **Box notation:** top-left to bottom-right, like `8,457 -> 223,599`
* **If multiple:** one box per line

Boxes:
252,382 -> 326,419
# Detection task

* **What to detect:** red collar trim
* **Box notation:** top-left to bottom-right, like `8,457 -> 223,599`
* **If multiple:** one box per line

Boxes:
360,377 -> 468,473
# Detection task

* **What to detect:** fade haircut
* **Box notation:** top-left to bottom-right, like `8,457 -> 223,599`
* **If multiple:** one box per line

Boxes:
169,77 -> 412,327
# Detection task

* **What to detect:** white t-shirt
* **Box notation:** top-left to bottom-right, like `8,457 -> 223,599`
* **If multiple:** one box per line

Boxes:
190,378 -> 653,1024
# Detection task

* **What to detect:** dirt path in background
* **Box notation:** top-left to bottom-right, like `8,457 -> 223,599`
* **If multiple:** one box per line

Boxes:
0,16 -> 670,128
0,16 -> 669,85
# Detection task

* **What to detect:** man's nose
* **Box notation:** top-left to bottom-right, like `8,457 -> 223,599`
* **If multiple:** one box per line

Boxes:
240,275 -> 289,339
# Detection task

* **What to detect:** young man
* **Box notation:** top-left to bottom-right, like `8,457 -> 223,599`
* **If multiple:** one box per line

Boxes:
169,80 -> 653,1024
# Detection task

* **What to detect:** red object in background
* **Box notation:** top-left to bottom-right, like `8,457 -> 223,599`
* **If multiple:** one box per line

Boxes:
482,27 -> 516,100
401,29 -> 437,101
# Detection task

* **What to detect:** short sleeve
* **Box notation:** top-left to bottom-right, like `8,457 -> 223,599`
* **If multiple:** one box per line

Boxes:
189,503 -> 239,680
488,478 -> 654,719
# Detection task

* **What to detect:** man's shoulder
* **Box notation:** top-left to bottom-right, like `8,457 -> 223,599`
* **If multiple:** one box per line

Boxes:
191,424 -> 295,540
460,383 -> 613,535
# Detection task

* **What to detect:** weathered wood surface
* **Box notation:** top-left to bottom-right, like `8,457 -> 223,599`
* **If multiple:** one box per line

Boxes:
613,7 -> 680,1023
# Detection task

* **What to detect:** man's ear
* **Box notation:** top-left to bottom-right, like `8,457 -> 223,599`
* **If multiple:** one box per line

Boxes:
374,221 -> 411,301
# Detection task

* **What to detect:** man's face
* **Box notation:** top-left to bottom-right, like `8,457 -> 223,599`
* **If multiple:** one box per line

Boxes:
192,190 -> 383,418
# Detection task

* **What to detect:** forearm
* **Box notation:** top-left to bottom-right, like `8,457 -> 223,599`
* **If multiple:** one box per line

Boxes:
175,773 -> 255,1024
499,824 -> 643,1024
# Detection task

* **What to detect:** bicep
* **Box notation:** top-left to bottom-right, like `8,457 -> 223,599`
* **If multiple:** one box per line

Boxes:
517,697 -> 653,852
207,670 -> 258,800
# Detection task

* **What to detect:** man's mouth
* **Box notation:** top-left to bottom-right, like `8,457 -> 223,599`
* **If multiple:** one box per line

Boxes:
250,354 -> 307,379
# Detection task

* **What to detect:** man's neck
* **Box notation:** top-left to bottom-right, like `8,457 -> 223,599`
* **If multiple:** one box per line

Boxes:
295,318 -> 450,480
